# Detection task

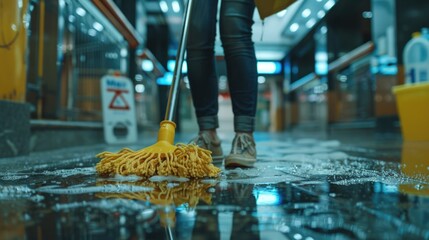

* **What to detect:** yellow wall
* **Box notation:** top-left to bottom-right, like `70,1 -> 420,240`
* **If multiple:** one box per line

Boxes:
0,0 -> 29,102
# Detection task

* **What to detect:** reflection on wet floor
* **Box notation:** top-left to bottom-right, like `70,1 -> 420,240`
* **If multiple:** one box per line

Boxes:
0,132 -> 429,239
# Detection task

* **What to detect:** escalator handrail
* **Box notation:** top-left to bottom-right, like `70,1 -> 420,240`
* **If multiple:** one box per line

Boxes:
92,0 -> 142,48
328,41 -> 375,73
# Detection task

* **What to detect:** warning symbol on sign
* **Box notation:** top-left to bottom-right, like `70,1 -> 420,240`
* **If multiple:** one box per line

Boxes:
108,89 -> 130,110
101,75 -> 137,144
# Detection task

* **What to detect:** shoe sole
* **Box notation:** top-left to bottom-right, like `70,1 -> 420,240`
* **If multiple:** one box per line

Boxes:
211,155 -> 224,164
224,154 -> 256,168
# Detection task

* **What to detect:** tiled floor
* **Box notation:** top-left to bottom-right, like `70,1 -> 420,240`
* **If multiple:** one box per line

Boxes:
0,129 -> 428,239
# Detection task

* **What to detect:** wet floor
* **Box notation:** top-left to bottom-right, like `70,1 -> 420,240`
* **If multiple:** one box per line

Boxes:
1,130 -> 429,240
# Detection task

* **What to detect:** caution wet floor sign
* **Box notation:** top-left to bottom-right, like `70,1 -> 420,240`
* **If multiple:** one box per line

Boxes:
101,75 -> 137,144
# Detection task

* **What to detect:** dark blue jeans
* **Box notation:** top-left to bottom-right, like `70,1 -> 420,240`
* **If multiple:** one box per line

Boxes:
186,0 -> 258,132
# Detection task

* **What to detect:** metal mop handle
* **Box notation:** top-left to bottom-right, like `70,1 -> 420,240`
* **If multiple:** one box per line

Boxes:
164,0 -> 194,121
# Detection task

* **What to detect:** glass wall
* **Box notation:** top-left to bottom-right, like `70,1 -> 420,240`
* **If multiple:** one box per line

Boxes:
26,0 -> 129,121
283,0 -> 374,130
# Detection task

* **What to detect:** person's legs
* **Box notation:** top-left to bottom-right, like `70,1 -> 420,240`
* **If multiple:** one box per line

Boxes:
187,0 -> 223,161
187,0 -> 220,130
220,0 -> 258,133
220,0 -> 258,167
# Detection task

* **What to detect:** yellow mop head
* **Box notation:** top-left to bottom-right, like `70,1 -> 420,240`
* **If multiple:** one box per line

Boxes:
96,120 -> 221,178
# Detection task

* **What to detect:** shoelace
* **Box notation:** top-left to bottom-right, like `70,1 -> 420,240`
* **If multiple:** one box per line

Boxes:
190,133 -> 210,148
232,134 -> 256,155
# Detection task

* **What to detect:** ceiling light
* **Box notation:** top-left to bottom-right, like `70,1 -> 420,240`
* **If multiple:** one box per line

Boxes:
88,29 -> 97,37
317,10 -> 325,18
68,15 -> 75,22
301,8 -> 311,18
324,0 -> 335,10
159,1 -> 168,13
93,22 -> 104,31
306,18 -> 316,28
76,7 -> 86,16
290,23 -> 299,32
172,1 -> 180,13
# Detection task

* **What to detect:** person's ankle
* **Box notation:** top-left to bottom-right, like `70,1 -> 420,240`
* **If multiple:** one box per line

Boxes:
235,131 -> 253,137
199,129 -> 219,141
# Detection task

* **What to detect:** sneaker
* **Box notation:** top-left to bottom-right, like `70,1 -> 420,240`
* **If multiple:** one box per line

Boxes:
189,131 -> 224,163
225,133 -> 256,168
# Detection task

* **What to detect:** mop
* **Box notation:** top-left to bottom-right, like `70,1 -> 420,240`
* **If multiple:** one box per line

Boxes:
95,0 -> 221,178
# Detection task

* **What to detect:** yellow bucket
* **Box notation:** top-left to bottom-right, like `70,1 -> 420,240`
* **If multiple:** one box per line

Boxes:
399,141 -> 429,196
393,82 -> 429,141
0,0 -> 29,102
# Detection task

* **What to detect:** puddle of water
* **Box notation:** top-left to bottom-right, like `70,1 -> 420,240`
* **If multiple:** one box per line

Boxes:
0,137 -> 429,239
